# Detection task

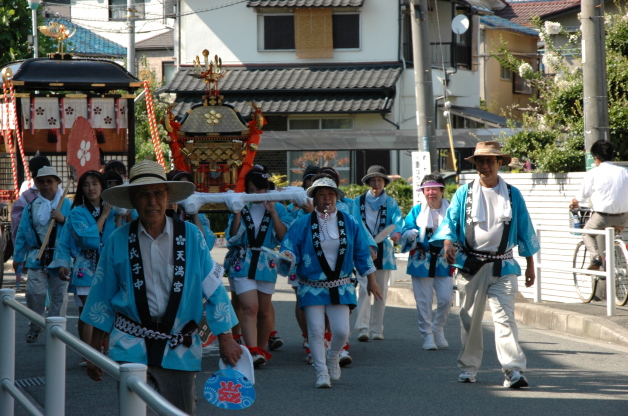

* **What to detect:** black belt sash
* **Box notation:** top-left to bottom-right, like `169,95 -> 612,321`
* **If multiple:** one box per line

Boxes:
241,205 -> 272,279
359,193 -> 387,270
463,180 -> 512,277
311,211 -> 348,306
128,213 -> 188,366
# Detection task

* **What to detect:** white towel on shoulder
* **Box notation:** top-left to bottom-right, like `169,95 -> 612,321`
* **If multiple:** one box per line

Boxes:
470,177 -> 511,223
416,199 -> 450,243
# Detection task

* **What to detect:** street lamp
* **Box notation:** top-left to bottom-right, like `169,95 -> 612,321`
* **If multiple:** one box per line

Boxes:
28,1 -> 39,58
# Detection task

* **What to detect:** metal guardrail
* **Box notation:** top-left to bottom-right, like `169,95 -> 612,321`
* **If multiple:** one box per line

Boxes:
0,289 -> 187,416
534,225 -> 617,316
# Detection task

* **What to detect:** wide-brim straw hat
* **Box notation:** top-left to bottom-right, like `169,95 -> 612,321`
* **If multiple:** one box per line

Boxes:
361,165 -> 391,186
464,141 -> 512,165
101,160 -> 195,209
306,177 -> 346,199
35,166 -> 61,183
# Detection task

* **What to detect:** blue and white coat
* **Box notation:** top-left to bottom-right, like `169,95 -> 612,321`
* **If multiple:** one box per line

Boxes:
49,204 -> 117,288
351,192 -> 404,270
401,204 -> 450,277
225,203 -> 292,282
279,211 -> 376,308
429,182 -> 540,276
80,221 -> 236,371
13,198 -> 73,269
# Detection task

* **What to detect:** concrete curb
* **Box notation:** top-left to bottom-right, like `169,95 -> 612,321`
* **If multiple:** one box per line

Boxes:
388,286 -> 628,348
514,303 -> 628,348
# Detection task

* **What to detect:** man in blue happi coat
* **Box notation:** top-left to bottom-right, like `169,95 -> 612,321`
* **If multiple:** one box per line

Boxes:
430,142 -> 539,389
81,160 -> 241,415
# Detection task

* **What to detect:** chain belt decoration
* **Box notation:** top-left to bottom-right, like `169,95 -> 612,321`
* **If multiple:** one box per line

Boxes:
299,276 -> 351,288
115,314 -> 198,349
468,249 -> 514,260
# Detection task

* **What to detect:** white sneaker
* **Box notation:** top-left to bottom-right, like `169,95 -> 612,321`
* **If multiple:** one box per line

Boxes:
357,329 -> 369,342
459,371 -> 477,383
503,369 -> 528,389
371,333 -> 384,340
316,373 -> 331,388
326,355 -> 341,381
339,348 -> 352,367
433,330 -> 449,349
305,351 -> 313,365
422,334 -> 438,350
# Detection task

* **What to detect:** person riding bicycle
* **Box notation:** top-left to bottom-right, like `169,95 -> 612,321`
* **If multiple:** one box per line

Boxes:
569,140 -> 628,270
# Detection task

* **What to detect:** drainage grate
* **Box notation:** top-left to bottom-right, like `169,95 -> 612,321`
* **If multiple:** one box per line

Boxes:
15,377 -> 46,388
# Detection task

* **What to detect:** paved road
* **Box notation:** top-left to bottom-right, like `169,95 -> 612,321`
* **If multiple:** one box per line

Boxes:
5,267 -> 628,416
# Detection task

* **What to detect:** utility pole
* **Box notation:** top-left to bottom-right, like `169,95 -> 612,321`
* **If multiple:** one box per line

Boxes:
409,0 -> 438,173
581,0 -> 608,170
127,0 -> 136,76
29,2 -> 39,58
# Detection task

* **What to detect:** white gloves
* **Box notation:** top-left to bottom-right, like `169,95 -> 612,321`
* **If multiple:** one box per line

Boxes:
225,192 -> 245,213
402,229 -> 419,242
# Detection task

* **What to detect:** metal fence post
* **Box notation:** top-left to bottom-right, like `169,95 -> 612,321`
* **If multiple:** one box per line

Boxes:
605,227 -> 616,316
0,289 -> 16,416
535,227 -> 542,303
119,363 -> 147,416
45,317 -> 67,416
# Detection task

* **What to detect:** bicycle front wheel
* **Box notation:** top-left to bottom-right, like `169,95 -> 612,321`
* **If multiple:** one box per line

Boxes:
613,240 -> 628,306
573,241 -> 596,303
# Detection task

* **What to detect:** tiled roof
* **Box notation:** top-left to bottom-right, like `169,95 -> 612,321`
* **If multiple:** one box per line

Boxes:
165,64 -> 402,93
247,0 -> 363,6
165,64 -> 401,117
136,30 -> 174,51
480,15 -> 539,36
44,18 -> 126,57
496,0 -> 580,26
171,93 -> 393,117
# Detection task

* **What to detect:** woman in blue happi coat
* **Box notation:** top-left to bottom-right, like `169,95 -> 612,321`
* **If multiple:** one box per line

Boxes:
400,173 -> 453,351
278,177 -> 382,388
225,164 -> 291,366
50,171 -> 117,355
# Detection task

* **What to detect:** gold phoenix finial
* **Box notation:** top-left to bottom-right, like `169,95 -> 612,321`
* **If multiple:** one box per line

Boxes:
191,51 -> 227,98
39,22 -> 77,54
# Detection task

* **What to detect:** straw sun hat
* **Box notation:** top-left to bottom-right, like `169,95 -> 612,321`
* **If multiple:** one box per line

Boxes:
464,141 -> 512,165
101,160 -> 195,209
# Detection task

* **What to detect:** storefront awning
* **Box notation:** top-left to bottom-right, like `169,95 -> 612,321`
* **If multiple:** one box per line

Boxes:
255,128 -> 519,151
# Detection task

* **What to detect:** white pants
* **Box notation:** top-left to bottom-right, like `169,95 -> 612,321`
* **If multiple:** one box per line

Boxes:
456,264 -> 526,372
411,275 -> 453,337
25,268 -> 69,332
304,304 -> 349,376
354,269 -> 390,336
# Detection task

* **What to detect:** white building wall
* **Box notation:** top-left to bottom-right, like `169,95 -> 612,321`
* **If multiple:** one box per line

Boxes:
180,0 -> 400,65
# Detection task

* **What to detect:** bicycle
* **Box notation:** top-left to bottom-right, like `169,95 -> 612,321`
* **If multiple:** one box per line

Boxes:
571,207 -> 628,305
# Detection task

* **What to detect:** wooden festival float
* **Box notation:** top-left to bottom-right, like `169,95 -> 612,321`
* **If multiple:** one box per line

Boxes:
163,50 -> 266,210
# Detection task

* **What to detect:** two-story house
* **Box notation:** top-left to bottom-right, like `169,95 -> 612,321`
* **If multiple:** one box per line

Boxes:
162,0 -> 525,182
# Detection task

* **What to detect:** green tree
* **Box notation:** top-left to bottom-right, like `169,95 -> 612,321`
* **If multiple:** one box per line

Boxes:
494,12 -> 628,171
0,0 -> 54,65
